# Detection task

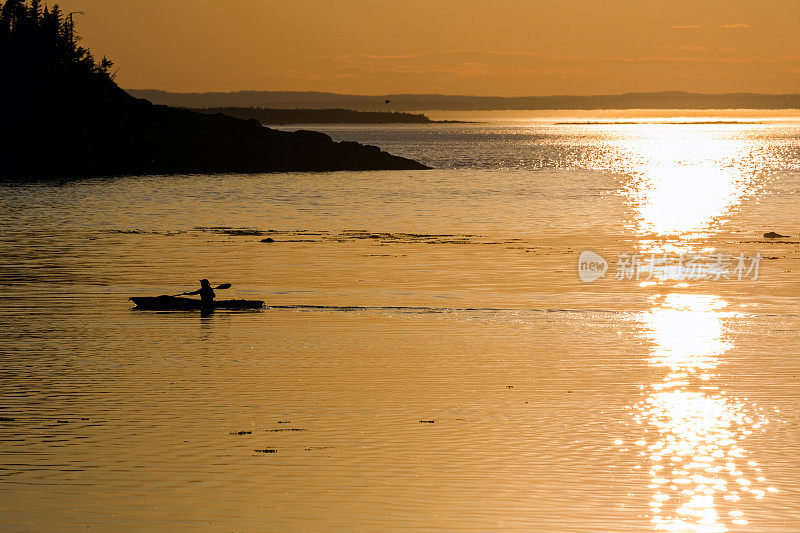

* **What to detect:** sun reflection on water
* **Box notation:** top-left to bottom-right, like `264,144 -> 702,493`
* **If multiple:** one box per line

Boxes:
619,132 -> 753,237
629,294 -> 776,532
581,125 -> 770,239
591,122 -> 783,529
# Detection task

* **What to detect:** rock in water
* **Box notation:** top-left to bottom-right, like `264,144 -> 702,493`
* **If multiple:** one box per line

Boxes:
764,231 -> 790,238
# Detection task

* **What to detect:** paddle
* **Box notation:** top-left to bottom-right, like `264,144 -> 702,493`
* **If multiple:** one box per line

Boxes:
170,283 -> 232,297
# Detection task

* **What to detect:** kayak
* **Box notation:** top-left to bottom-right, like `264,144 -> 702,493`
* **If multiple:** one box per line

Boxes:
130,296 -> 264,311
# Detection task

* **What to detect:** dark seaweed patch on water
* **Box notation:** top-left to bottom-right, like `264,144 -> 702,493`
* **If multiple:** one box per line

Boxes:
335,230 -> 480,245
266,428 -> 306,432
107,229 -> 183,236
742,240 -> 800,244
143,227 -> 544,249
197,227 -> 267,236
254,448 -> 277,453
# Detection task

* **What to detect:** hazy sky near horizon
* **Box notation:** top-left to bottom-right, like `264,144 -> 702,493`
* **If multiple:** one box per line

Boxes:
57,0 -> 800,95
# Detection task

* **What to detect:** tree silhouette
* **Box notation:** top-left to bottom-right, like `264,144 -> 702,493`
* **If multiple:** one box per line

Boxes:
0,0 -> 428,179
0,0 -> 117,110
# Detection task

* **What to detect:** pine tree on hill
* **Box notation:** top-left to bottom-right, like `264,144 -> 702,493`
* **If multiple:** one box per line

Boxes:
0,0 -> 127,112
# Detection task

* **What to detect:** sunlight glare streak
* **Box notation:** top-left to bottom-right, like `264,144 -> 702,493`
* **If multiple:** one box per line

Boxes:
582,125 -> 766,239
629,294 -> 775,532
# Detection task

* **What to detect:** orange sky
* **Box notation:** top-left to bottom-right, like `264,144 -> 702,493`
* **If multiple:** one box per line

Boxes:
56,0 -> 800,95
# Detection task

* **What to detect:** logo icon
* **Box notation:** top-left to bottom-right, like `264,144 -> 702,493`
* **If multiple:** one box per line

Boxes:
578,251 -> 608,282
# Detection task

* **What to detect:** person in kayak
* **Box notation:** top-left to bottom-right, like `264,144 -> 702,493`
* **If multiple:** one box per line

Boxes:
183,279 -> 216,305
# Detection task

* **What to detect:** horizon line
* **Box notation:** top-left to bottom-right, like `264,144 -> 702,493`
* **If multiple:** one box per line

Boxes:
126,89 -> 800,98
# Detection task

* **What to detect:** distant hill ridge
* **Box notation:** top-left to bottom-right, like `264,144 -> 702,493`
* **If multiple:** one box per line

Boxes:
129,90 -> 800,111
189,107 -> 435,124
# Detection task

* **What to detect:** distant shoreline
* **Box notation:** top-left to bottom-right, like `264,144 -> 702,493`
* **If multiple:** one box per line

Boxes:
131,90 -> 800,112
187,107 -> 466,125
555,120 -> 765,125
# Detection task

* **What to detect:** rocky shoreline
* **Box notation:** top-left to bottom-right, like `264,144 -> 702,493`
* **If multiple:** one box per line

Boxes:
1,97 -> 430,181
0,0 -> 429,181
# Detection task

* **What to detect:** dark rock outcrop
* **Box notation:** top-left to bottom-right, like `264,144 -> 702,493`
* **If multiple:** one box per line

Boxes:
1,93 -> 429,180
0,0 -> 429,181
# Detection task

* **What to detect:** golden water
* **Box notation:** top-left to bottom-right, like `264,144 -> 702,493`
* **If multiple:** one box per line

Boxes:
2,118 -> 800,531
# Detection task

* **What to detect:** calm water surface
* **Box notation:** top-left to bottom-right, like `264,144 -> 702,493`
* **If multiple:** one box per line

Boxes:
2,115 -> 800,531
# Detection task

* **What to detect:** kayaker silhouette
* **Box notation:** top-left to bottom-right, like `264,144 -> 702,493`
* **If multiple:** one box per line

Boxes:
182,279 -> 216,305
129,282 -> 263,311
